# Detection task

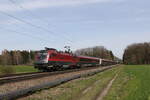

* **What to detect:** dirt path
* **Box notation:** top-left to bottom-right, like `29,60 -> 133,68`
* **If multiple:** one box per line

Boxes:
82,79 -> 101,95
95,74 -> 118,100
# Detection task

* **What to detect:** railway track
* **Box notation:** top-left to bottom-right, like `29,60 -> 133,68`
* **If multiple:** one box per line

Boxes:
0,72 -> 42,78
0,66 -> 108,85
0,65 -> 118,100
0,72 -> 49,85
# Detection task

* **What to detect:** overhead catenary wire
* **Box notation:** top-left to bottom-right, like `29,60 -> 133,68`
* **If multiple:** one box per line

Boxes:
0,26 -> 55,44
8,0 -> 83,47
8,0 -> 54,27
0,1 -> 86,51
0,10 -> 73,47
8,0 -> 75,44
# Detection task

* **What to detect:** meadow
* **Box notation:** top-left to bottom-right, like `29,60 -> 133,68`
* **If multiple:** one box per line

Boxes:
104,65 -> 150,100
0,65 -> 39,75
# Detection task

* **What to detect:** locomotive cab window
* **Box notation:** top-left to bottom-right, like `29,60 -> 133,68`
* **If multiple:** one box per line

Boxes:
36,52 -> 48,60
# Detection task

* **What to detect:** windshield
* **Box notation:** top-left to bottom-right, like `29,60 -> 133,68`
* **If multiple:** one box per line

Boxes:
36,52 -> 48,61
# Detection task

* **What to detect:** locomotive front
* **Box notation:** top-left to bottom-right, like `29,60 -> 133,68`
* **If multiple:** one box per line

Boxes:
34,50 -> 49,70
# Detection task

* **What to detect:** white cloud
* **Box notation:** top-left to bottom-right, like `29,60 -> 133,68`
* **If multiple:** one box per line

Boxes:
0,0 -> 124,12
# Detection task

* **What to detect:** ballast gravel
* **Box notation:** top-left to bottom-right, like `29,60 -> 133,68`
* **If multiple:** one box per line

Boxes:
0,67 -> 107,94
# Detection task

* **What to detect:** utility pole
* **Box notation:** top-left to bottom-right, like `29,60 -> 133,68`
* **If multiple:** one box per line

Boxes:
29,50 -> 31,63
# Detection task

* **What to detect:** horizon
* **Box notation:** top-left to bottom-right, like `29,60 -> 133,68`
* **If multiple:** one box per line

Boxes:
0,0 -> 150,59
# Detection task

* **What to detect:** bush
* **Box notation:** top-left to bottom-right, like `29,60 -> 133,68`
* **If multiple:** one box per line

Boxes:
0,66 -> 15,74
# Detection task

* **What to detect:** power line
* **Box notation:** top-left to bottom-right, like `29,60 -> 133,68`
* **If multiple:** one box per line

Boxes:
8,0 -> 79,45
0,0 -> 85,50
8,0 -> 74,44
0,10 -> 73,46
0,26 -> 54,43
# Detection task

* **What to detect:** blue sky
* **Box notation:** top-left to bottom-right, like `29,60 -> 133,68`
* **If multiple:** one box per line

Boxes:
0,0 -> 150,58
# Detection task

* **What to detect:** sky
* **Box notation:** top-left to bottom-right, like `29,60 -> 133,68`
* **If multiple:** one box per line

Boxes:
0,0 -> 150,58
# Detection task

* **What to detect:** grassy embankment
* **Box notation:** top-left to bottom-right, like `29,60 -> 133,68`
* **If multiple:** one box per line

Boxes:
0,65 -> 38,75
22,66 -> 122,100
23,65 -> 150,100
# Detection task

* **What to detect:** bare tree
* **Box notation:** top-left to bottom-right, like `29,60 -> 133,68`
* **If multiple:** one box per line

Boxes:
1,49 -> 12,65
75,46 -> 115,60
123,42 -> 150,65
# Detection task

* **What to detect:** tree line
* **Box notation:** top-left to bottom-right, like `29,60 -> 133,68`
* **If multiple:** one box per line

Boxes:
123,42 -> 150,65
0,46 -> 120,66
0,50 -> 35,65
75,46 -> 118,60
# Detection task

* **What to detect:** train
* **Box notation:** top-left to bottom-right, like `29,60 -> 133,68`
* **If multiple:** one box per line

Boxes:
34,48 -> 117,71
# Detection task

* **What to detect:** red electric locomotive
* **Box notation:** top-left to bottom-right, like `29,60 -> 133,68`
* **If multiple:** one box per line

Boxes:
34,48 -> 100,71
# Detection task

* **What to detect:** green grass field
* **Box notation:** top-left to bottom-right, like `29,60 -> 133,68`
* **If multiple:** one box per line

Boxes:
0,65 -> 39,75
14,65 -> 39,73
104,65 -> 150,100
